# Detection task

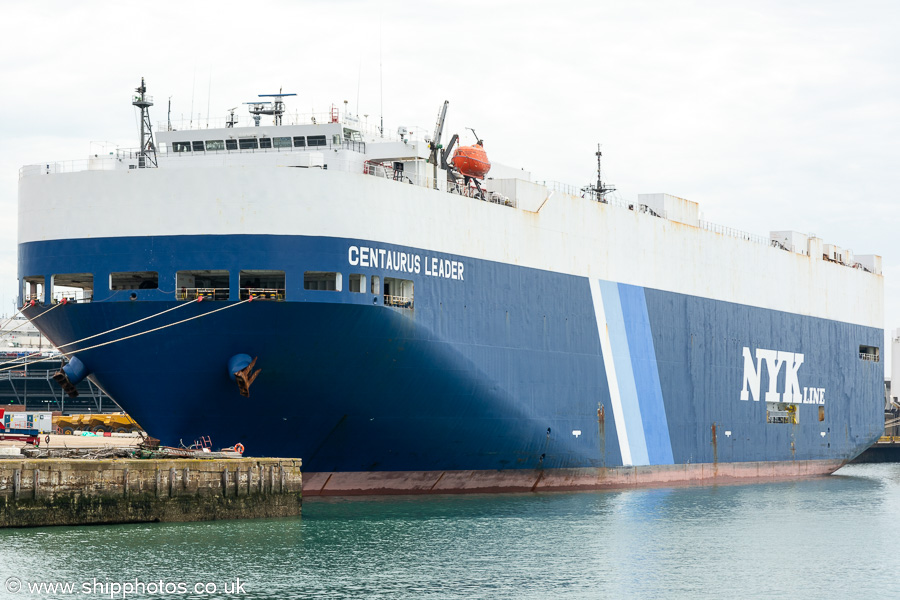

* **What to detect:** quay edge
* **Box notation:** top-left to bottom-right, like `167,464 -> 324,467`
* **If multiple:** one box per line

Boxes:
0,458 -> 301,528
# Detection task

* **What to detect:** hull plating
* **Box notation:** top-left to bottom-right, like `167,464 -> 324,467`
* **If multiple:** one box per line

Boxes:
17,234 -> 884,493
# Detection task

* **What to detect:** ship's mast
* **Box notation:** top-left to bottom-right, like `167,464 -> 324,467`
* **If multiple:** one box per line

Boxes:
582,143 -> 615,203
132,78 -> 157,168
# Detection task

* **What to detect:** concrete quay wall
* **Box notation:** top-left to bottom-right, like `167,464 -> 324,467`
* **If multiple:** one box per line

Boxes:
0,458 -> 302,527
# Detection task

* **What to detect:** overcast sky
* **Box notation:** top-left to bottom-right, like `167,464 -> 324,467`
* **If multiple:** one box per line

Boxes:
2,1 -> 898,367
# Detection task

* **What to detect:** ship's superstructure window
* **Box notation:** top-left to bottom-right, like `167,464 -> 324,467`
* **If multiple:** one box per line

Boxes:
176,270 -> 229,301
859,345 -> 880,362
225,139 -> 238,150
52,273 -> 93,304
384,277 -> 414,308
766,403 -> 798,424
307,135 -> 326,147
273,137 -> 292,148
172,142 -> 192,153
259,137 -> 272,149
191,141 -> 204,152
22,276 -> 44,303
205,140 -> 225,151
349,274 -> 367,293
238,138 -> 259,150
240,270 -> 285,300
819,406 -> 825,422
293,136 -> 306,148
370,275 -> 380,295
304,271 -> 341,292
110,271 -> 158,290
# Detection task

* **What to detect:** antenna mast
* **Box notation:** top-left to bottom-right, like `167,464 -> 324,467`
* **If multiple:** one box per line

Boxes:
132,77 -> 157,168
582,144 -> 615,203
252,88 -> 297,126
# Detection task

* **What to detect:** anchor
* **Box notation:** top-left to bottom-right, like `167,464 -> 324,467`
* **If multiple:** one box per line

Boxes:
228,354 -> 261,397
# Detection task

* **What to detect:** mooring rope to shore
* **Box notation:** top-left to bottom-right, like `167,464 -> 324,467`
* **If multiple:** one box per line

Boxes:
0,299 -> 202,371
0,298 -> 253,374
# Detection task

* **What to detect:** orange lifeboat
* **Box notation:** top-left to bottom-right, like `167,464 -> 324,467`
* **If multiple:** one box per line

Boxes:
451,142 -> 491,179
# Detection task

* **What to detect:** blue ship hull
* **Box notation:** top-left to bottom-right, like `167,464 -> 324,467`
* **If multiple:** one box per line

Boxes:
18,234 -> 884,492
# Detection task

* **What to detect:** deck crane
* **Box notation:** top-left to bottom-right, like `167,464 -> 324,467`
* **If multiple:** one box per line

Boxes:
429,100 -> 449,189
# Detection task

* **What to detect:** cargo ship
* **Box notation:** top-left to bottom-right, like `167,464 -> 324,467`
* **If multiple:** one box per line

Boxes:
15,80 -> 885,494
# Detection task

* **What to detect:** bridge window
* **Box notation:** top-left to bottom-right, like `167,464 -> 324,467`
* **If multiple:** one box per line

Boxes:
172,142 -> 192,153
259,137 -> 272,149
23,276 -> 44,303
384,277 -> 414,308
205,140 -> 225,151
307,135 -> 327,147
176,270 -> 229,301
860,345 -> 880,362
293,136 -> 306,148
225,139 -> 238,150
52,273 -> 93,304
238,138 -> 259,150
240,270 -> 285,300
110,271 -> 158,290
349,274 -> 366,293
191,141 -> 204,152
273,137 -> 292,148
304,271 -> 341,292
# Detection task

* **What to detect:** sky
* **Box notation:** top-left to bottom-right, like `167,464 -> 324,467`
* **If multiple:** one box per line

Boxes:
1,0 -> 899,367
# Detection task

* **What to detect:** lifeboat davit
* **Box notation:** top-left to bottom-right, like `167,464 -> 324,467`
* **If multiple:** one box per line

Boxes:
451,142 -> 491,179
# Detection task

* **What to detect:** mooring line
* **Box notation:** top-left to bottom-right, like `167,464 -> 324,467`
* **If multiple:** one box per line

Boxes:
0,298 -> 253,374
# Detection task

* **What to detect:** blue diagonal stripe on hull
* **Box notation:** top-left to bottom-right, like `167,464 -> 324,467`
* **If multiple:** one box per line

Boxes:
599,280 -> 650,466
618,284 -> 675,465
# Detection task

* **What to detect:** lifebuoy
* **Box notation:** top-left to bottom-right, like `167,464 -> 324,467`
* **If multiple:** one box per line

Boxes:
234,443 -> 244,454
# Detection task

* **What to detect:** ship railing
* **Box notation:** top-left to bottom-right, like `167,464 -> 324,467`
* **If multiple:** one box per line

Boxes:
699,220 -> 770,246
447,180 -> 516,208
176,287 -> 230,301
384,294 -> 414,309
154,139 -> 366,157
537,180 -> 581,196
157,113 -> 419,144
52,291 -> 92,304
239,288 -> 285,301
20,140 -> 368,178
19,156 -> 137,177
860,352 -> 880,362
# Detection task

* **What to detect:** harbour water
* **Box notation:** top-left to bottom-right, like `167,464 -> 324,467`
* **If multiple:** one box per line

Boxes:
2,463 -> 900,599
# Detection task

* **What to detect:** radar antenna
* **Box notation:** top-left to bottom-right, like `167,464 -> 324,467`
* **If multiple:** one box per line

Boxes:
132,77 -> 157,168
226,106 -> 238,128
581,144 -> 615,203
249,88 -> 297,126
